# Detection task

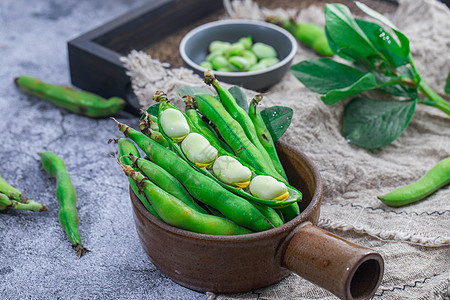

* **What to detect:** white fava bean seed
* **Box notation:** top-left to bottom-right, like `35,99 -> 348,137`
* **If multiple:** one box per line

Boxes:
212,156 -> 252,187
181,132 -> 218,166
160,108 -> 190,141
249,175 -> 288,200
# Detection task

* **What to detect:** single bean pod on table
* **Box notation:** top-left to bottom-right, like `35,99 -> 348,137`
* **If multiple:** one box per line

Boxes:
15,75 -> 126,118
378,157 -> 450,207
39,151 -> 89,258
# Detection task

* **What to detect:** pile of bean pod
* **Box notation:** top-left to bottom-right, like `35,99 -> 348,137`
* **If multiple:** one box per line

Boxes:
200,36 -> 280,72
115,71 -> 302,235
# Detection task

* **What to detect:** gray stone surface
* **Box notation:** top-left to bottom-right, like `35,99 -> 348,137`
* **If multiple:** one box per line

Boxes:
0,1 -> 204,299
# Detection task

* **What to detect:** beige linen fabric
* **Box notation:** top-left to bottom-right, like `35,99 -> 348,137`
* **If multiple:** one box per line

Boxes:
121,0 -> 450,298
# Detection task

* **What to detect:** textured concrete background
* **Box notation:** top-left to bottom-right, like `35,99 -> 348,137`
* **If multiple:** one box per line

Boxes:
0,1 -> 204,299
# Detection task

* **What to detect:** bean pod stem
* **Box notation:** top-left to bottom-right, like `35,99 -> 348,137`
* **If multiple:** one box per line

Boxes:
39,151 -> 89,258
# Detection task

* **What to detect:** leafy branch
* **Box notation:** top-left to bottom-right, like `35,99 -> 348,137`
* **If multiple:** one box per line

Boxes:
290,1 -> 450,149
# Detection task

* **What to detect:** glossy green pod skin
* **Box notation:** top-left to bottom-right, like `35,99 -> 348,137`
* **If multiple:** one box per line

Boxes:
203,71 -> 282,181
194,92 -> 284,182
155,93 -> 300,209
120,164 -> 252,235
247,94 -> 300,220
39,151 -> 88,258
15,75 -> 126,118
248,94 -> 287,181
114,120 -> 274,232
183,95 -> 233,153
130,154 -> 208,214
378,157 -> 450,207
117,138 -> 162,220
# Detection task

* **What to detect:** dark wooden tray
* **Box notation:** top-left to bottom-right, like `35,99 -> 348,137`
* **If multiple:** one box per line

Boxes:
68,0 -> 399,114
68,0 -> 223,113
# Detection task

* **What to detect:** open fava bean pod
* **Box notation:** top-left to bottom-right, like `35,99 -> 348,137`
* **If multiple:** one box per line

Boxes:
153,91 -> 302,209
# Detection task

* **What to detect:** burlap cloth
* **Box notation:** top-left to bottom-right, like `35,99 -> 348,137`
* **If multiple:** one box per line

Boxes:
120,0 -> 450,298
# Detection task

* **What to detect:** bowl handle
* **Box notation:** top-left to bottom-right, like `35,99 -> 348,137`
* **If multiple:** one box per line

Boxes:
282,222 -> 384,300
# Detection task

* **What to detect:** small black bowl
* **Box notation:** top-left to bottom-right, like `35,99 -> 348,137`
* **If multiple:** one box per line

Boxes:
179,19 -> 297,91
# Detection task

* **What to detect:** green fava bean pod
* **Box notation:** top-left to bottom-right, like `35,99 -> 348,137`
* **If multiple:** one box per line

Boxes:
114,119 -> 274,232
183,95 -> 233,153
266,17 -> 333,57
128,154 -> 208,214
248,93 -> 287,181
253,203 -> 284,227
0,192 -> 48,212
194,90 -> 283,182
0,174 -> 48,210
378,157 -> 450,207
120,164 -> 252,235
15,76 -> 126,118
117,138 -> 162,220
203,71 -> 282,182
39,151 -> 89,258
248,95 -> 299,220
153,92 -> 300,209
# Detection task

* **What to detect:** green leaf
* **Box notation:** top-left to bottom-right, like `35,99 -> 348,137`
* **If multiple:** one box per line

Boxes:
291,58 -> 369,93
355,1 -> 410,57
355,19 -> 408,69
228,86 -> 248,111
355,1 -> 398,30
260,106 -> 293,142
177,85 -> 213,100
342,97 -> 416,149
445,70 -> 450,94
324,3 -> 378,61
321,73 -> 378,105
146,103 -> 160,116
140,103 -> 160,121
290,58 -> 378,104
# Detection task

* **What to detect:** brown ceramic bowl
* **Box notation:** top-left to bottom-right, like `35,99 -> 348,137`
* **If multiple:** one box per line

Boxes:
130,142 -> 384,300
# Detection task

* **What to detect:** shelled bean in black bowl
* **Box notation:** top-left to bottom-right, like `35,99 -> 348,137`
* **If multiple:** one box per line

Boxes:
180,19 -> 297,91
